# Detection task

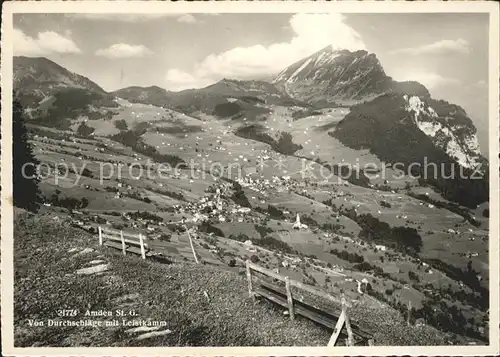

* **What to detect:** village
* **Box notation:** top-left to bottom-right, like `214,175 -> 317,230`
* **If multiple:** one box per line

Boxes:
21,72 -> 490,348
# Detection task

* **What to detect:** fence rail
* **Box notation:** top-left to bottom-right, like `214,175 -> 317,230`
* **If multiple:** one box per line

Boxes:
246,260 -> 350,307
98,226 -> 149,259
245,260 -> 373,346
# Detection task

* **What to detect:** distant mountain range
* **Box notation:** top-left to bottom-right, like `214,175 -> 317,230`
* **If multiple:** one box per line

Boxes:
14,56 -> 118,129
12,46 -> 488,207
113,78 -> 304,116
14,56 -> 109,106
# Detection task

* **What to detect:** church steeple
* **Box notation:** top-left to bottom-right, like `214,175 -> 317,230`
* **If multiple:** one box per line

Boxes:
293,213 -> 306,229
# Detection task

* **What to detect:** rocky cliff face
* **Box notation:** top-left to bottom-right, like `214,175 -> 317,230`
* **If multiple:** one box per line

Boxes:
332,93 -> 488,207
403,95 -> 482,170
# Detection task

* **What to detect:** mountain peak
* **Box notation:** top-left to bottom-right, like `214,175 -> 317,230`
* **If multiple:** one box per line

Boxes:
314,45 -> 367,56
13,55 -> 108,109
272,46 -> 434,105
316,44 -> 340,54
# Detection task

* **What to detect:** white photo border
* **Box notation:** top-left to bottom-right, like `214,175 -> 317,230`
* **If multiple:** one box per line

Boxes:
1,1 -> 499,356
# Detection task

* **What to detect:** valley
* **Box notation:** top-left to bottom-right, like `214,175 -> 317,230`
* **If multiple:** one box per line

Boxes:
12,48 -> 490,346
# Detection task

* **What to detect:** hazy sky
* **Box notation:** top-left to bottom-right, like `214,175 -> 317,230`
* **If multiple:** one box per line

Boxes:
13,13 -> 490,152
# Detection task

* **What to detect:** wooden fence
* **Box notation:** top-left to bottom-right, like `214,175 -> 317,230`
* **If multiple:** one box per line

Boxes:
246,260 -> 373,346
98,226 -> 150,259
96,227 -> 373,345
98,225 -> 199,263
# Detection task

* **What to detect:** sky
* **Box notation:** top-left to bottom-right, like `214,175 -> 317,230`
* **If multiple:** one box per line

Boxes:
13,13 -> 490,152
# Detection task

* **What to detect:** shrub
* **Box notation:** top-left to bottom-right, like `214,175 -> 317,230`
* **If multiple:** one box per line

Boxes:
274,132 -> 302,155
158,234 -> 171,242
76,122 -> 95,137
344,210 -> 423,254
250,255 -> 260,263
380,200 -> 392,208
129,211 -> 163,223
353,262 -> 385,276
234,125 -> 302,155
228,233 -> 250,243
301,215 -> 318,227
408,271 -> 420,282
267,205 -> 284,219
330,249 -> 364,264
231,188 -> 251,208
213,102 -> 241,118
80,168 -> 93,178
259,236 -> 294,254
114,119 -> 128,131
254,225 -> 273,238
48,193 -> 89,211
198,222 -> 225,237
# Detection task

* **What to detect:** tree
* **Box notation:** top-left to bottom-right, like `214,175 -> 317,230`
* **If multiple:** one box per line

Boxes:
13,97 -> 40,212
114,119 -> 128,131
76,122 -> 95,137
80,197 -> 89,208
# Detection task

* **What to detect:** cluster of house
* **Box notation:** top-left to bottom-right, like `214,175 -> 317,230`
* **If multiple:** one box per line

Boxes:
235,173 -> 308,196
170,182 -> 253,225
111,181 -> 135,199
118,212 -> 168,236
67,212 -> 106,232
236,175 -> 274,196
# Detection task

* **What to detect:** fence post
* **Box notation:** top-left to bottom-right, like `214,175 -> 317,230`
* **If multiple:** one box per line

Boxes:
120,230 -> 126,256
285,276 -> 295,321
98,226 -> 103,246
327,309 -> 345,347
343,296 -> 354,346
186,226 -> 199,264
246,260 -> 254,300
328,294 -> 349,347
407,301 -> 412,326
139,234 -> 146,260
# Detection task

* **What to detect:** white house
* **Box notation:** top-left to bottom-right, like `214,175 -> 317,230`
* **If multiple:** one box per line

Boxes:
375,245 -> 387,251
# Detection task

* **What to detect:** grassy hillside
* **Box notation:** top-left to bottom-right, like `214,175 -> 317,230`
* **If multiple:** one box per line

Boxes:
15,210 -> 470,347
18,96 -> 490,346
